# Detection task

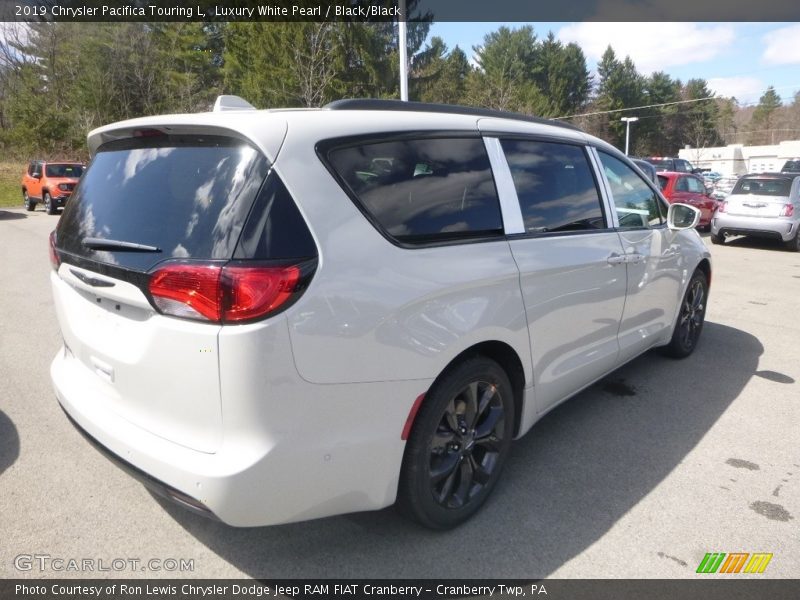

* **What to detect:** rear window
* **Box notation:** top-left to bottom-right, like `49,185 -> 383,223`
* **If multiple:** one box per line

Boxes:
57,134 -> 269,271
645,158 -> 672,171
732,178 -> 792,197
322,136 -> 503,244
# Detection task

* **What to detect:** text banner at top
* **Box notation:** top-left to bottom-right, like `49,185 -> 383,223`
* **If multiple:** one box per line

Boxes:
3,0 -> 800,23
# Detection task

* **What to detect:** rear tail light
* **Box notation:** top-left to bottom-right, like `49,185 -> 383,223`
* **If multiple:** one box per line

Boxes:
717,201 -> 727,213
780,204 -> 794,217
147,261 -> 309,324
49,230 -> 60,271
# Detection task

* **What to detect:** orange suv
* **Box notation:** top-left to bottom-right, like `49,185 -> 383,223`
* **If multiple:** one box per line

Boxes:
21,161 -> 84,214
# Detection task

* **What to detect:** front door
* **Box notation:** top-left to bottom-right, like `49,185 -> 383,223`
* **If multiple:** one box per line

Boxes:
493,137 -> 628,413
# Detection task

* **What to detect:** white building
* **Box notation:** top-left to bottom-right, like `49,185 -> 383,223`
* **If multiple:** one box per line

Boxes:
679,140 -> 800,176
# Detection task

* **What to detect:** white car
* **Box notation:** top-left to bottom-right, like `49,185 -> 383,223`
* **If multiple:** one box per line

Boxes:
50,97 -> 711,529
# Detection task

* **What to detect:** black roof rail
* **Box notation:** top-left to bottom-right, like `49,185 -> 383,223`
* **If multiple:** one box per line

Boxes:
324,99 -> 581,132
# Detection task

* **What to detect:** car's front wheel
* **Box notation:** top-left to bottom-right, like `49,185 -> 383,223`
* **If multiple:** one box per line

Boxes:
398,356 -> 514,529
662,270 -> 708,358
44,192 -> 57,215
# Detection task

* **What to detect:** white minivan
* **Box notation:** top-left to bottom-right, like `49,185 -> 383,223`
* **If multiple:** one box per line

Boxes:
50,98 -> 710,529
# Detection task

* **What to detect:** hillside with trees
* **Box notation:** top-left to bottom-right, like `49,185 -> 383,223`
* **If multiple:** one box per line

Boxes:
2,22 -> 799,159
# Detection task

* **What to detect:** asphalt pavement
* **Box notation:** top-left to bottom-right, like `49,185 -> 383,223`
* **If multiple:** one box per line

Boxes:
0,206 -> 797,579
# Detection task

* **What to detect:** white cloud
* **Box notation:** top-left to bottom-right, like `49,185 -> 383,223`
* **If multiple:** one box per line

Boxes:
762,23 -> 800,65
706,77 -> 765,102
556,22 -> 735,75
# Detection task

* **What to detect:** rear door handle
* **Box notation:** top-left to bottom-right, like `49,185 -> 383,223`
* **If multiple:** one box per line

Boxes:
607,253 -> 627,265
608,253 -> 645,265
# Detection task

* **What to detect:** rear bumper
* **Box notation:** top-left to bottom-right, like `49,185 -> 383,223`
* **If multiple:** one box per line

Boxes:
60,405 -> 218,520
711,214 -> 797,241
52,333 -> 424,526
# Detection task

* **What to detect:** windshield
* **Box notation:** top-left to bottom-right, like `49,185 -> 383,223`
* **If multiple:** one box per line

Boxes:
56,134 -> 269,272
731,178 -> 792,197
46,164 -> 84,178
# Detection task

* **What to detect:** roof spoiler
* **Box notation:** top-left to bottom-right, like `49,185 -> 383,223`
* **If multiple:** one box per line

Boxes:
213,95 -> 256,112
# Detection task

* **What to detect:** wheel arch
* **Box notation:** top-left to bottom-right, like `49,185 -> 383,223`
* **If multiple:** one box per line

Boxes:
429,340 -> 527,437
696,258 -> 712,287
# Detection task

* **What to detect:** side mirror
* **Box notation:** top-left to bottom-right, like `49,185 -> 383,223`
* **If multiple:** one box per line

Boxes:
32,172 -> 42,179
667,203 -> 700,230
692,168 -> 704,175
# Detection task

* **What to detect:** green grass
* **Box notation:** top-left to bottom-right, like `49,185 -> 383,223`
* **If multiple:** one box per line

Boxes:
0,162 -> 25,208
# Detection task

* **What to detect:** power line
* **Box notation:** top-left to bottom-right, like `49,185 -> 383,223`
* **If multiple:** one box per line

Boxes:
556,96 -> 717,120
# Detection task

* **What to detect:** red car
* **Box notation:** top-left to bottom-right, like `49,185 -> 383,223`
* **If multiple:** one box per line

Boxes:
657,171 -> 718,229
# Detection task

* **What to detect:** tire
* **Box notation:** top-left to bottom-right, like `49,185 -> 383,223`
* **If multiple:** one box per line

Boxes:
398,356 -> 514,529
783,229 -> 800,252
23,190 -> 35,211
44,192 -> 56,215
662,270 -> 708,359
710,232 -> 724,245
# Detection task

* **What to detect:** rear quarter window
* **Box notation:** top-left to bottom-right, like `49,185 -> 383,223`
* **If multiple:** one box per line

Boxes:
320,136 -> 504,245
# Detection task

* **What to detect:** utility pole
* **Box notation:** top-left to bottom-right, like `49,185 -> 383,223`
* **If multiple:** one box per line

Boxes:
398,0 -> 408,101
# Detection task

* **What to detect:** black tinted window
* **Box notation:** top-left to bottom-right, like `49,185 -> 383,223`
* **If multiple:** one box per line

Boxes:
782,160 -> 800,173
501,140 -> 605,233
599,152 -> 666,228
325,137 -> 503,243
57,135 -> 269,271
657,175 -> 669,190
235,173 -> 317,260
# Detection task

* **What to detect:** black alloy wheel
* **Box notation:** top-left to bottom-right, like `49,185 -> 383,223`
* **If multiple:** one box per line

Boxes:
398,357 -> 514,529
663,270 -> 708,358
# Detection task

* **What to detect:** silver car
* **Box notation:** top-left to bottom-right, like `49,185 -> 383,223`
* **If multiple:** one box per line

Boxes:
711,174 -> 800,251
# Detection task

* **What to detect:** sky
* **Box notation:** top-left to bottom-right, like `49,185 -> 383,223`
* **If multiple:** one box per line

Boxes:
428,22 -> 800,109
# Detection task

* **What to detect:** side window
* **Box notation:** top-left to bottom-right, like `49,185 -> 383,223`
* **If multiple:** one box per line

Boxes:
677,160 -> 691,173
686,176 -> 705,193
500,139 -> 605,233
598,151 -> 664,228
324,137 -> 503,244
675,177 -> 689,192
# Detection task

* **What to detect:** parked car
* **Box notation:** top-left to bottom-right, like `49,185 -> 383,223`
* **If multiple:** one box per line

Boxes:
710,175 -> 740,200
657,171 -> 719,230
644,156 -> 700,174
781,159 -> 800,174
21,160 -> 84,214
701,171 -> 723,189
50,97 -> 711,529
711,173 -> 800,251
631,158 -> 659,184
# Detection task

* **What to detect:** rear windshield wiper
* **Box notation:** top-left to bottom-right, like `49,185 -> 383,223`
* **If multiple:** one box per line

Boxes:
82,237 -> 161,252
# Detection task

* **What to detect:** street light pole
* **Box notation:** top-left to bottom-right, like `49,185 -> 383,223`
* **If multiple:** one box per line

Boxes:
398,0 -> 408,101
621,116 -> 639,155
